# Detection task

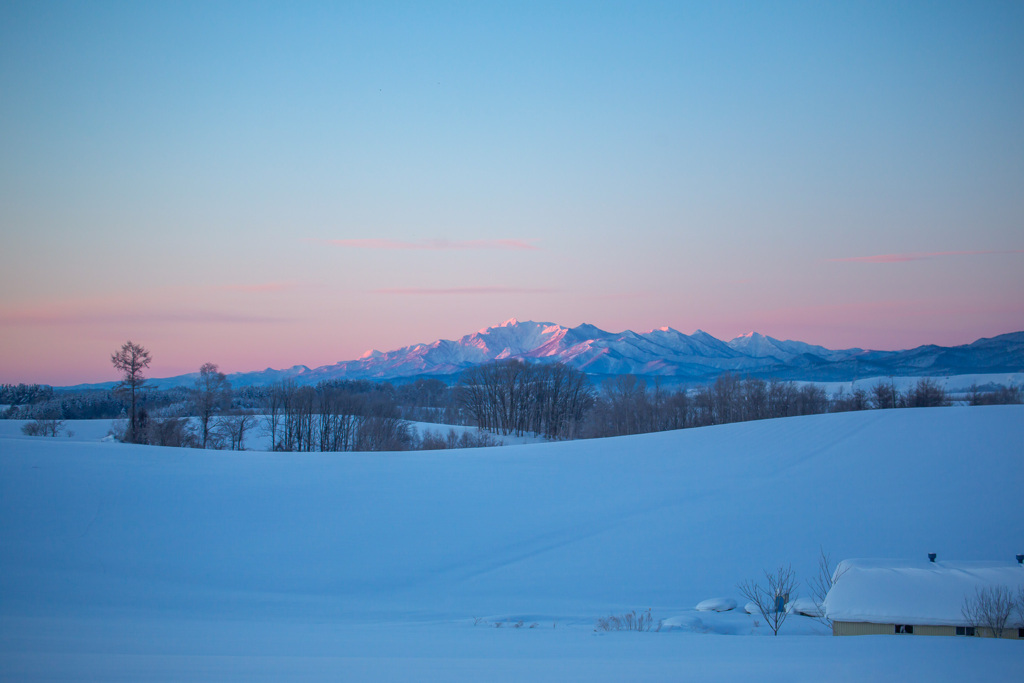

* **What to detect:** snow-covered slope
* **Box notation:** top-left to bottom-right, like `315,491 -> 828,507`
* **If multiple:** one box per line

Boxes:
2,405 -> 1024,679
1,407 -> 1022,680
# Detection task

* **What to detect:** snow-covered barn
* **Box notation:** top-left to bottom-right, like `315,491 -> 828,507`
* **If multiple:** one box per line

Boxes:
823,558 -> 1024,638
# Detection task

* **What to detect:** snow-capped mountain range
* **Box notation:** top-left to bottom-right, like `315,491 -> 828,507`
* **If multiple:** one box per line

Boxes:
119,319 -> 1022,389
304,319 -> 868,382
63,319 -> 1023,389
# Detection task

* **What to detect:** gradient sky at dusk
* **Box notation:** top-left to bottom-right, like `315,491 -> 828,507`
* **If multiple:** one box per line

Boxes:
2,1 -> 1022,384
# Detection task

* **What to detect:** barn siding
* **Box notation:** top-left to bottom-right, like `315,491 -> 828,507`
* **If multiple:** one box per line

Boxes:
833,621 -> 1022,638
914,625 -> 954,636
833,621 -> 895,636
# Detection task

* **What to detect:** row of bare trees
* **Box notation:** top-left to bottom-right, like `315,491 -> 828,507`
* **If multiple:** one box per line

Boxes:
260,380 -> 413,452
456,360 -> 593,439
582,374 -> 960,439
584,375 -> 832,438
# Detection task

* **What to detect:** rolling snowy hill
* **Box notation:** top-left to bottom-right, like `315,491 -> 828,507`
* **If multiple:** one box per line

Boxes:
1,406 -> 1022,680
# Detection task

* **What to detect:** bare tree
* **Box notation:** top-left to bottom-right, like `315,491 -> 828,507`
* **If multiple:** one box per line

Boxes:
870,380 -> 900,410
147,417 -> 194,447
111,340 -> 151,443
907,378 -> 950,408
217,412 -> 256,450
962,585 -> 1015,638
739,565 -> 798,636
807,549 -> 848,628
192,363 -> 232,449
260,382 -> 287,449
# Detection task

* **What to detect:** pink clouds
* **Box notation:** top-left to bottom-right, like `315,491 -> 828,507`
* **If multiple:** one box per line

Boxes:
1,309 -> 288,326
830,249 -> 1024,263
317,238 -> 541,251
372,286 -> 556,295
217,282 -> 301,293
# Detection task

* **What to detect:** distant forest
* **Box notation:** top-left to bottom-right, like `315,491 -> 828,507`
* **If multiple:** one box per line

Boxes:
4,359 -> 1021,452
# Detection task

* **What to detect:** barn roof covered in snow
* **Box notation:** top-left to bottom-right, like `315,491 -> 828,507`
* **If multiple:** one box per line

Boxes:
823,558 -> 1024,627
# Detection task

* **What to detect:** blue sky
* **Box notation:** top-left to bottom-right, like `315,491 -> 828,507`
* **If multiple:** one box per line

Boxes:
1,1 -> 1022,383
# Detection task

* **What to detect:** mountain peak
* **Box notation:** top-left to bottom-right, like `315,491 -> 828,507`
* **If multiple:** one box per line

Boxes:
479,318 -> 523,334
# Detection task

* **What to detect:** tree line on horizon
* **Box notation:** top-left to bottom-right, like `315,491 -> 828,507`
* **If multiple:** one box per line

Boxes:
4,341 -> 1022,449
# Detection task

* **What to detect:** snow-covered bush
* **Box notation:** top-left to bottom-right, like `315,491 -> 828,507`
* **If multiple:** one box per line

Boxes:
21,416 -> 68,437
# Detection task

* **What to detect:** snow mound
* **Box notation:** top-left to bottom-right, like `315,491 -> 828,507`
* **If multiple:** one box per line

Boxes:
695,597 -> 736,612
788,598 -> 823,617
660,614 -> 705,632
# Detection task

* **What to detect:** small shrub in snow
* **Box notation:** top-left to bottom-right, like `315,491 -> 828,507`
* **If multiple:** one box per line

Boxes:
21,417 -> 66,437
595,608 -> 660,632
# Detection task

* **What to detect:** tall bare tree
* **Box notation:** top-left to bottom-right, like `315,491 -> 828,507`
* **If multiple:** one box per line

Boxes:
111,340 -> 151,443
192,362 -> 232,448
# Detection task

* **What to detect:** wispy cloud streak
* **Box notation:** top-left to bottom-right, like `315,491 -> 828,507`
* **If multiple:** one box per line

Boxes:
317,238 -> 541,251
830,249 -> 1024,263
218,281 -> 301,293
1,310 -> 289,326
372,286 -> 555,295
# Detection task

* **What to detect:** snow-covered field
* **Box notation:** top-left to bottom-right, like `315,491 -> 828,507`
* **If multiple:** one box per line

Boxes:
2,407 -> 1022,680
804,372 -> 1024,397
